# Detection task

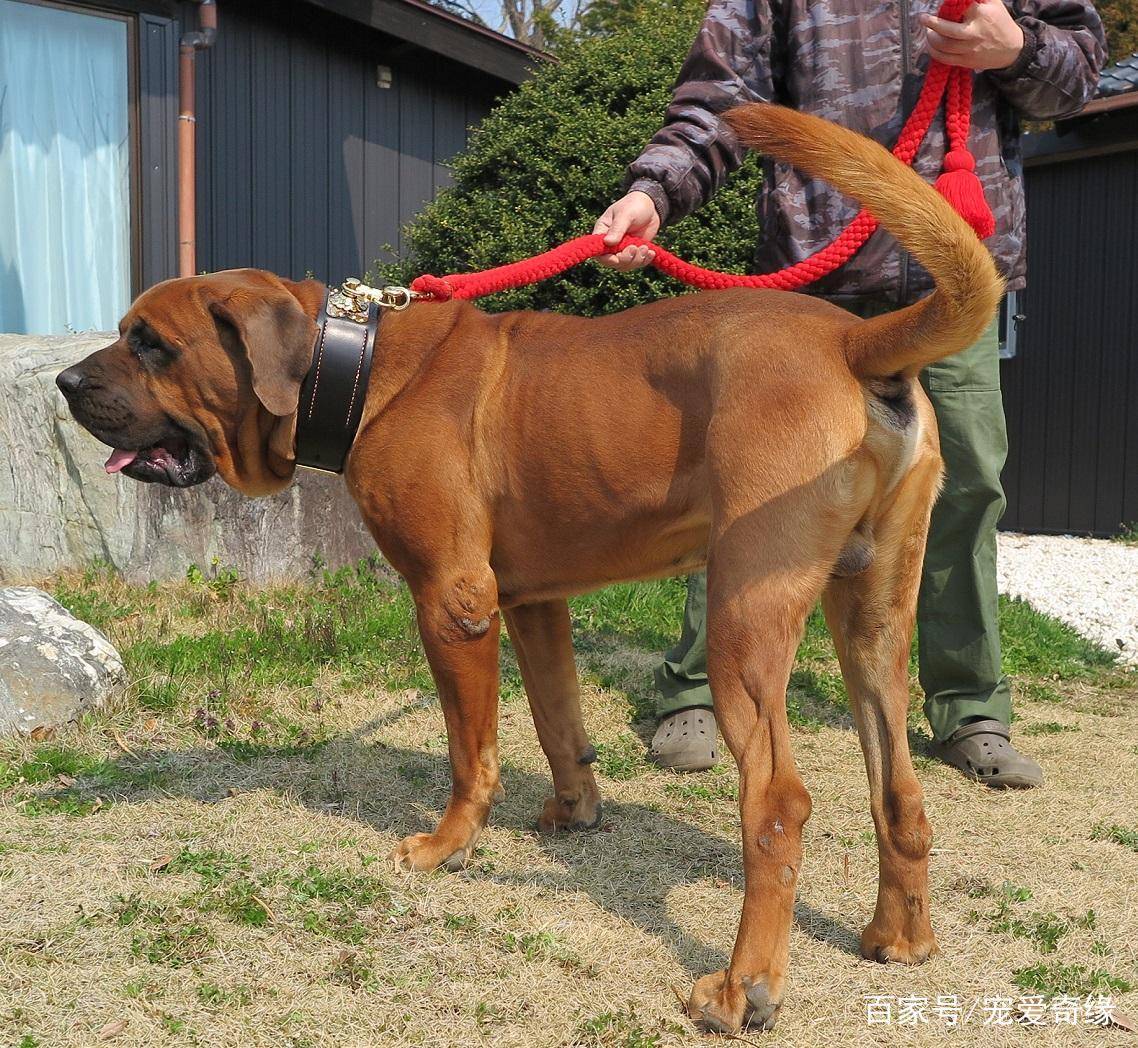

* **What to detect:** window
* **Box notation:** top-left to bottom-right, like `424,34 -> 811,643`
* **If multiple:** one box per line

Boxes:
0,0 -> 134,334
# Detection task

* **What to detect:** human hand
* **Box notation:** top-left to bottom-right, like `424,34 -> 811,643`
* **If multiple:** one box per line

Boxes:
592,191 -> 660,270
920,0 -> 1025,72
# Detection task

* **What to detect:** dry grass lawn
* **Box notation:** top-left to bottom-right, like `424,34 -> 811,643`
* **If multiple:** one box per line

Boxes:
1,561 -> 1136,1047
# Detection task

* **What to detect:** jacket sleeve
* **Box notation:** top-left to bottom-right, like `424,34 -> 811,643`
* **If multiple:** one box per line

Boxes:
625,0 -> 782,227
986,0 -> 1108,120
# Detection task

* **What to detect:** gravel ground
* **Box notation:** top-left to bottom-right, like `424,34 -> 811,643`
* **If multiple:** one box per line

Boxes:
998,531 -> 1138,664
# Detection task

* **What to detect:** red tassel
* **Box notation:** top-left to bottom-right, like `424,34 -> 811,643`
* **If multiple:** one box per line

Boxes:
935,148 -> 995,239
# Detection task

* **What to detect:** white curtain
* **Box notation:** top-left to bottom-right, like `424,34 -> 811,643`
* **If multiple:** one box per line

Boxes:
0,0 -> 131,335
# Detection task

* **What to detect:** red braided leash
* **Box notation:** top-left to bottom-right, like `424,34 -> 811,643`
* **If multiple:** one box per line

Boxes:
410,0 -> 993,303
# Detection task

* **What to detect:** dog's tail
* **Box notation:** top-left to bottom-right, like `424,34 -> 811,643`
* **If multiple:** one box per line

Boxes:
723,104 -> 1003,379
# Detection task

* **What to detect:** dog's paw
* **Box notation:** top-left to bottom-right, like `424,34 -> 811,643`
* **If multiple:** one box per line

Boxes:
860,922 -> 939,965
535,788 -> 602,835
392,831 -> 475,872
687,970 -> 782,1033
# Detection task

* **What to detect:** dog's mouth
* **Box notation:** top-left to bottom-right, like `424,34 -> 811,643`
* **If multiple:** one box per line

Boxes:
103,430 -> 215,488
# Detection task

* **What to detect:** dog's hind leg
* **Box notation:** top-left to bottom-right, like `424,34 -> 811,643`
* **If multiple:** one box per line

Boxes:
821,448 -> 943,966
393,561 -> 503,873
504,600 -> 601,833
687,506 -> 836,1034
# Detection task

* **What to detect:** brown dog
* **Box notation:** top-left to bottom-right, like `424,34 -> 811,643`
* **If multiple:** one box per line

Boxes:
57,105 -> 1001,1033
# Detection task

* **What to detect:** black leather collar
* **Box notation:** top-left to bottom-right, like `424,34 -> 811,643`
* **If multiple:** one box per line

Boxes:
294,287 -> 380,473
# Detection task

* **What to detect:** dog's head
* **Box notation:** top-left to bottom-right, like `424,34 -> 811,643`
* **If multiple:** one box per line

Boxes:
56,269 -> 323,497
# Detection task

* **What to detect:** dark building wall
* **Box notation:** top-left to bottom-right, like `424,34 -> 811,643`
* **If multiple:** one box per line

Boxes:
138,11 -> 180,291
1001,119 -> 1138,538
133,0 -> 505,289
185,0 -> 503,283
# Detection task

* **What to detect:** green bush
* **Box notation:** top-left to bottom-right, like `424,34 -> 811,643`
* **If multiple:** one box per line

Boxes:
380,0 -> 762,316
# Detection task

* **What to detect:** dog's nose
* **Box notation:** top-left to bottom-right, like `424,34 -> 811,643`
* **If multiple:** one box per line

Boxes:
56,366 -> 87,398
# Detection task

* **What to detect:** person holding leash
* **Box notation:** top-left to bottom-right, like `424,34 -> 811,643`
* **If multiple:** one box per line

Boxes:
595,0 -> 1106,787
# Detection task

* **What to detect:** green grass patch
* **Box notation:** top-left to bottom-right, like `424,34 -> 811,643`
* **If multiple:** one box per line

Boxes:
131,921 -> 215,967
284,865 -> 389,908
0,745 -> 177,799
1021,721 -> 1079,736
18,794 -> 105,817
663,766 -> 737,803
500,928 -> 582,969
575,1009 -> 663,1048
990,909 -> 1072,954
162,848 -> 252,884
49,560 -> 139,629
38,557 -> 1125,774
1013,961 -> 1132,998
1114,522 -> 1138,546
570,577 -> 687,652
285,865 -> 390,945
56,557 -> 434,715
217,737 -> 327,763
195,876 -> 272,928
1091,823 -> 1138,852
998,595 -> 1116,679
152,850 -> 389,945
594,735 -> 651,780
444,912 -> 479,933
978,881 -> 1099,957
196,982 -> 253,1008
113,893 -> 172,928
0,745 -> 115,788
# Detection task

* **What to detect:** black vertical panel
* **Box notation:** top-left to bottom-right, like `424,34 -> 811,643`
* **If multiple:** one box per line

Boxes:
188,1 -> 212,270
1039,162 -> 1077,533
227,12 -> 255,268
432,61 -> 468,195
363,58 -> 400,276
1009,199 -> 1048,531
1065,157 -> 1106,534
326,47 -> 365,281
251,16 -> 291,274
162,1 -> 517,285
192,1 -> 255,271
288,34 -> 330,281
1005,142 -> 1138,536
1118,157 -> 1138,530
398,66 -> 435,256
1092,203 -> 1130,532
138,14 -> 178,289
999,348 -> 1023,529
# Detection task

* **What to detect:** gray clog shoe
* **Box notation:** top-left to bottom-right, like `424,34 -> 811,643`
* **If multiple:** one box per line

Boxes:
931,719 -> 1044,789
650,707 -> 718,773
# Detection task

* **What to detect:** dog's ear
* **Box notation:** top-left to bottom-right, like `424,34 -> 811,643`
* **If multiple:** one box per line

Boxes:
208,280 -> 319,418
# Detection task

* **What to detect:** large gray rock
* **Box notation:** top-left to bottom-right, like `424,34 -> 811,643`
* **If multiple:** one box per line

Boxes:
0,587 -> 125,736
0,334 -> 375,583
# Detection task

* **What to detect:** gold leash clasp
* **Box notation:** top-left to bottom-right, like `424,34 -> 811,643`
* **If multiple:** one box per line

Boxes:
341,277 -> 420,312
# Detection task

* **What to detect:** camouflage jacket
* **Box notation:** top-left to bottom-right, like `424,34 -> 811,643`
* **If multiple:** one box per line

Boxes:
627,0 -> 1107,304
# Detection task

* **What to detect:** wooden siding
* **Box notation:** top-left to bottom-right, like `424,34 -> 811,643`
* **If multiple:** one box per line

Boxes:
1001,135 -> 1138,537
159,0 -> 502,283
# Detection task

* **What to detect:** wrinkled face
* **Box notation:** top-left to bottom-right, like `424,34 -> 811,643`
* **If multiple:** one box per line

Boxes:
56,269 -> 323,496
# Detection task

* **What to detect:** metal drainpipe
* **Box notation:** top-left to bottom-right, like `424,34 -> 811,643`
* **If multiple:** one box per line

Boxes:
178,0 -> 218,277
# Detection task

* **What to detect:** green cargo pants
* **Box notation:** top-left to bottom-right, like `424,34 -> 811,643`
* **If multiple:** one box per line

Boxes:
653,312 -> 1013,742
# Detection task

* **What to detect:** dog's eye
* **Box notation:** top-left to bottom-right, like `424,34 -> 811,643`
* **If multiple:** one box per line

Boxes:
128,327 -> 178,367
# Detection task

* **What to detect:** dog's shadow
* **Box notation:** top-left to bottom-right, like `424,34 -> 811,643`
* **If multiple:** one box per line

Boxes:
57,702 -> 862,976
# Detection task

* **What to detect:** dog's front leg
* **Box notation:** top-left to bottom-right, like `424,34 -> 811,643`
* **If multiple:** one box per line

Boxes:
393,563 -> 502,872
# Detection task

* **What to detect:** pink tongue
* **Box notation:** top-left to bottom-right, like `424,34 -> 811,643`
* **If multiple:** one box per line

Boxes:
104,448 -> 138,474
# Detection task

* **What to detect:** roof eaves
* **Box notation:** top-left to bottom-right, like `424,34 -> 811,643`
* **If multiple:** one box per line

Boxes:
302,0 -> 550,84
